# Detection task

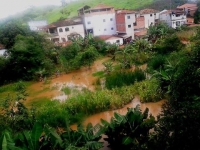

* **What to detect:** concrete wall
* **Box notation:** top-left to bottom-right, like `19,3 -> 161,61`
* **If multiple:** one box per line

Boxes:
125,13 -> 135,39
84,12 -> 117,36
160,13 -> 186,28
106,37 -> 123,45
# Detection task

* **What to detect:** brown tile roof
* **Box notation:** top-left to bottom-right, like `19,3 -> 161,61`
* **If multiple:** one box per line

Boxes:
116,9 -> 138,14
98,35 -> 121,41
0,44 -> 5,50
89,4 -> 113,10
177,3 -> 197,9
134,29 -> 147,37
47,18 -> 82,28
140,9 -> 159,14
160,9 -> 185,15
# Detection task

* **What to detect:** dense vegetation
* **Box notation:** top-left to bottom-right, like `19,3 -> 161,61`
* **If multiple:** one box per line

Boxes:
0,13 -> 200,149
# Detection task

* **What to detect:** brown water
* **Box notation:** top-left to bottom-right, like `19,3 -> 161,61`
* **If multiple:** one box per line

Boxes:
25,57 -> 109,104
70,96 -> 164,150
23,57 -> 164,150
71,96 -> 164,130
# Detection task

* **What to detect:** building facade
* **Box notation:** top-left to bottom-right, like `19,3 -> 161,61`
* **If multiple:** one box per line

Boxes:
83,4 -> 117,36
46,17 -> 85,43
116,10 -> 136,39
160,9 -> 187,28
139,9 -> 159,28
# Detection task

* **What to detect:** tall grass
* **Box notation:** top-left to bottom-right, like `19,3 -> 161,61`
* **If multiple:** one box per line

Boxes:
105,69 -> 146,89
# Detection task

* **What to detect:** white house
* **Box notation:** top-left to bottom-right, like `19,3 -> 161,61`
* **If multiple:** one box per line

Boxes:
28,20 -> 48,31
116,10 -> 136,40
160,9 -> 187,28
46,17 -> 85,43
83,4 -> 117,36
0,49 -> 7,57
139,9 -> 160,28
98,35 -> 123,45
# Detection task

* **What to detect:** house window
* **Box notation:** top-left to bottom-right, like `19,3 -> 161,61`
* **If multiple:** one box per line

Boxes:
150,14 -> 152,17
59,28 -> 63,32
110,18 -> 113,21
127,16 -> 130,19
65,27 -> 69,32
128,25 -> 131,28
133,22 -> 137,26
104,28 -> 107,31
87,21 -> 91,24
111,27 -> 114,30
72,26 -> 74,29
116,40 -> 120,43
103,19 -> 106,22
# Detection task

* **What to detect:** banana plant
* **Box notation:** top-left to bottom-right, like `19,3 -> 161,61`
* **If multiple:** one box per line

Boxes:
61,123 -> 103,150
0,131 -> 21,150
101,105 -> 156,150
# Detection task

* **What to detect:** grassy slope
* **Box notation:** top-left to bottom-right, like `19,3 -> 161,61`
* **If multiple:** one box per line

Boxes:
0,0 -> 188,26
35,0 -> 155,23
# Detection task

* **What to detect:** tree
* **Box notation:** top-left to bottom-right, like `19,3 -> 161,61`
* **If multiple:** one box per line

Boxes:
0,20 -> 30,49
150,42 -> 200,150
115,45 -> 136,69
8,35 -> 47,80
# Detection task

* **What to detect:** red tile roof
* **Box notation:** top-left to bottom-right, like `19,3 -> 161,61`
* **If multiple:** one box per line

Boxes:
177,3 -> 197,9
140,9 -> 159,14
134,29 -> 147,37
98,35 -> 121,41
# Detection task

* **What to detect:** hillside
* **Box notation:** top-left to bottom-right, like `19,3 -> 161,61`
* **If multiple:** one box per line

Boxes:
1,0 -> 188,25
35,0 -> 188,23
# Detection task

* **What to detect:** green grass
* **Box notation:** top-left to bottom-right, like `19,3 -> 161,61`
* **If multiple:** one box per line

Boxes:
25,97 -> 51,107
92,71 -> 105,78
61,87 -> 71,95
32,0 -> 162,23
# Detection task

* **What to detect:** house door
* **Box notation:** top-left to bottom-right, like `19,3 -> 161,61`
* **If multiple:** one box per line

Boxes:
87,29 -> 94,35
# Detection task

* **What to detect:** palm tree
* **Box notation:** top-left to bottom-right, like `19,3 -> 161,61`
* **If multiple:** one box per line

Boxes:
115,45 -> 136,69
133,38 -> 150,52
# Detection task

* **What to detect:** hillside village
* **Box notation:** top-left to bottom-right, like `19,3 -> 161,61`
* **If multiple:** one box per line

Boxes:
29,2 -> 198,46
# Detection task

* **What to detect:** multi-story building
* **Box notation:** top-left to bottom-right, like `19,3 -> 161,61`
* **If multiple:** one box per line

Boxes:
177,3 -> 198,25
159,8 -> 187,28
177,3 -> 198,17
82,4 -> 117,36
115,10 -> 136,40
139,9 -> 160,28
46,17 -> 85,43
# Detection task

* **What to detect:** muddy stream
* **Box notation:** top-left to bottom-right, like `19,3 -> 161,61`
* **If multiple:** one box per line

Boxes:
25,57 -> 164,149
